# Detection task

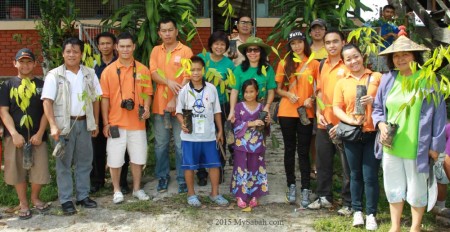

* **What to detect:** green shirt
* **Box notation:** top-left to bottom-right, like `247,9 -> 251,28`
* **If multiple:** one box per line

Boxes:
198,52 -> 235,104
384,72 -> 423,159
232,65 -> 277,101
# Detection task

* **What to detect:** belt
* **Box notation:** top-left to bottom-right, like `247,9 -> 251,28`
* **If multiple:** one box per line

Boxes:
70,115 -> 86,120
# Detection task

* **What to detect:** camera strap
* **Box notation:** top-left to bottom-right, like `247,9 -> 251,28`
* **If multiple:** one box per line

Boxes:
116,61 -> 137,102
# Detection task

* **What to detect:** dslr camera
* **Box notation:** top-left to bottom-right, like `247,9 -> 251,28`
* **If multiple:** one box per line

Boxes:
121,98 -> 135,111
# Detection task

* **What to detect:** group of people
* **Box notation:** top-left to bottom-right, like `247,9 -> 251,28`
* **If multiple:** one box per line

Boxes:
0,5 -> 449,232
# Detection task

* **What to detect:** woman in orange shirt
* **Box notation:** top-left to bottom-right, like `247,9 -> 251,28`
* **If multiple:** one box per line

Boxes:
333,44 -> 382,230
275,30 -> 319,207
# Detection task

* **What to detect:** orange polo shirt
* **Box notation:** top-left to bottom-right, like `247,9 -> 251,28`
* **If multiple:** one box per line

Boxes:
149,42 -> 193,115
275,57 -> 319,118
316,58 -> 349,129
333,69 -> 382,132
101,59 -> 153,130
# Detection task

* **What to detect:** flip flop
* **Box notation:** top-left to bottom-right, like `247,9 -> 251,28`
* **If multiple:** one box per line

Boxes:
18,209 -> 32,220
33,202 -> 51,213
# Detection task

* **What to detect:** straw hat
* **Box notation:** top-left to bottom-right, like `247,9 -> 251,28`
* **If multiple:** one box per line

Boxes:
238,36 -> 272,55
379,35 -> 430,56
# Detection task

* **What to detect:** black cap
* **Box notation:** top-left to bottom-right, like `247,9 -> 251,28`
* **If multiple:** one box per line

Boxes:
15,48 -> 35,61
287,30 -> 305,43
309,19 -> 327,32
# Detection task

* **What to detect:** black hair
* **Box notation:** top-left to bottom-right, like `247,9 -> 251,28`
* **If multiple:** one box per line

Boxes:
62,37 -> 84,53
386,51 -> 424,70
285,33 -> 312,78
95,32 -> 116,45
324,29 -> 345,42
190,55 -> 205,67
241,47 -> 269,76
340,43 -> 363,60
241,78 -> 259,94
158,18 -> 177,29
208,31 -> 230,52
383,4 -> 395,12
237,15 -> 253,25
117,31 -> 135,43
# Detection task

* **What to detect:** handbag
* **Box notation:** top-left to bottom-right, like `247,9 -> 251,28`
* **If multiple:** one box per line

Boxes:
336,74 -> 372,142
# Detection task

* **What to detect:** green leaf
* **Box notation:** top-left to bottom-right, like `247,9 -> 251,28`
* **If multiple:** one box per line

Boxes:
20,115 -> 26,127
317,97 -> 325,110
166,52 -> 172,65
174,68 -> 184,79
157,68 -> 166,79
261,65 -> 267,77
271,135 -> 280,148
218,0 -> 227,7
271,46 -> 279,58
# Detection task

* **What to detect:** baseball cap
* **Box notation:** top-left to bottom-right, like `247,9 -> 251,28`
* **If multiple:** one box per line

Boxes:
287,30 -> 305,44
309,19 -> 327,31
15,48 -> 35,61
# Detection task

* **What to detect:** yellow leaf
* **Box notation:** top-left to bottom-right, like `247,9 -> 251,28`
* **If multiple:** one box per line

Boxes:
241,206 -> 252,212
271,46 -> 279,57
261,65 -> 267,77
175,68 -> 184,79
220,81 -> 225,93
218,0 -> 227,7
166,52 -> 172,64
157,68 -> 166,79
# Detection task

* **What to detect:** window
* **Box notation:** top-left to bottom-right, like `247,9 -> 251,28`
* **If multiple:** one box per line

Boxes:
1,0 -> 40,20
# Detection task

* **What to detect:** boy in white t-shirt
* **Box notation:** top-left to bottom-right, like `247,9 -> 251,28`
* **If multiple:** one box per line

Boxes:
176,56 -> 229,207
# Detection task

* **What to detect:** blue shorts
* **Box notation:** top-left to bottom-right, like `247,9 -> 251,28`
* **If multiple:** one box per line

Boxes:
181,141 -> 222,170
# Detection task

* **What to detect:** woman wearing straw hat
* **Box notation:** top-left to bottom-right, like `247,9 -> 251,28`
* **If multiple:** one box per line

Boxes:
372,34 -> 446,232
227,36 -> 276,123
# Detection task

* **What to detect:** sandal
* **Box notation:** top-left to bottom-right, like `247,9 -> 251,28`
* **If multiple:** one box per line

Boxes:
187,195 -> 202,207
236,197 -> 247,209
209,194 -> 229,207
249,197 -> 258,208
33,202 -> 51,213
18,209 -> 32,220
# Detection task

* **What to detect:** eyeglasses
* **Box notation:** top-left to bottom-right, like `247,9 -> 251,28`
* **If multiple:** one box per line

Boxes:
246,48 -> 260,53
239,21 -> 253,26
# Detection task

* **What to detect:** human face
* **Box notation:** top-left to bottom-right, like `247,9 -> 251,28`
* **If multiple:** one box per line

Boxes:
211,40 -> 227,57
393,51 -> 415,75
324,33 -> 345,57
116,38 -> 135,60
246,46 -> 261,64
158,22 -> 178,45
309,25 -> 326,41
289,39 -> 305,56
237,17 -> 252,36
243,84 -> 258,103
97,36 -> 115,57
342,47 -> 364,73
14,58 -> 36,77
63,44 -> 82,69
190,62 -> 204,83
382,8 -> 395,20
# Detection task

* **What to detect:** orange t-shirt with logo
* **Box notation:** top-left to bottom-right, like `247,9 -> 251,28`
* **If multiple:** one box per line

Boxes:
149,42 -> 193,115
101,59 -> 153,130
316,59 -> 349,129
333,69 -> 382,132
275,57 -> 319,118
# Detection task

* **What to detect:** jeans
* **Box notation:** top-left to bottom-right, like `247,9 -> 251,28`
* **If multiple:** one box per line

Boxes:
154,114 -> 185,184
56,120 -> 93,203
315,128 -> 351,206
344,132 -> 380,215
279,117 -> 313,190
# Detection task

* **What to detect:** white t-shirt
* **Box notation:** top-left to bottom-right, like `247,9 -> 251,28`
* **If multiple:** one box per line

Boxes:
41,67 -> 102,116
176,82 -> 221,142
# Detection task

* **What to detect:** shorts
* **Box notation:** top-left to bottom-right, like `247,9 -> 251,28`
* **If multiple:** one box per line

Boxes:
107,129 -> 147,168
3,136 -> 50,185
382,152 -> 428,207
435,153 -> 450,184
181,141 -> 221,170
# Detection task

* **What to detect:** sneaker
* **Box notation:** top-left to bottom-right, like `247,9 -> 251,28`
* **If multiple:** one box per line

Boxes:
307,196 -> 332,209
132,189 -> 150,201
157,177 -> 169,193
301,189 -> 311,207
337,206 -> 353,216
365,214 -> 377,230
285,184 -> 296,204
352,211 -> 364,227
178,183 -> 188,193
113,191 -> 124,204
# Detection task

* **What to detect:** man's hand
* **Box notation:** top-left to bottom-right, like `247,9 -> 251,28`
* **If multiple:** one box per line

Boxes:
181,123 -> 190,134
142,107 -> 151,120
317,113 -> 328,127
167,79 -> 182,95
103,124 -> 111,138
216,131 -> 224,145
11,133 -> 25,148
29,134 -> 43,146
50,125 -> 61,141
328,124 -> 338,139
165,98 -> 176,112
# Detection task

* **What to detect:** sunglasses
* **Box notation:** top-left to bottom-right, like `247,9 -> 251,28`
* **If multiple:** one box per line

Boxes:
246,48 -> 261,53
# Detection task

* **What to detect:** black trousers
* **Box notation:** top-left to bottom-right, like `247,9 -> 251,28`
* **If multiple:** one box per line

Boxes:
279,117 -> 313,190
315,128 -> 351,206
91,118 -> 130,187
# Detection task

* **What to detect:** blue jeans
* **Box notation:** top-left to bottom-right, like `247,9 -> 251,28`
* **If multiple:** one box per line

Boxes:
153,114 -> 185,184
56,120 -> 93,203
343,132 -> 381,215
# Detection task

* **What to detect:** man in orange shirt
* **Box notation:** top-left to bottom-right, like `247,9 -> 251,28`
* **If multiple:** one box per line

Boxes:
101,32 -> 153,204
307,30 -> 352,216
150,18 -> 193,193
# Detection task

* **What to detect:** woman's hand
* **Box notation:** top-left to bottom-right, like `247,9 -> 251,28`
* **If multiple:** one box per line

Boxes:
287,93 -> 299,104
304,97 -> 314,108
428,150 -> 439,162
360,95 -> 374,107
349,115 -> 365,126
377,122 -> 388,142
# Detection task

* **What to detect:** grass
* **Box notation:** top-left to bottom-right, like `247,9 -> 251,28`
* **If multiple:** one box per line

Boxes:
313,154 -> 450,231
